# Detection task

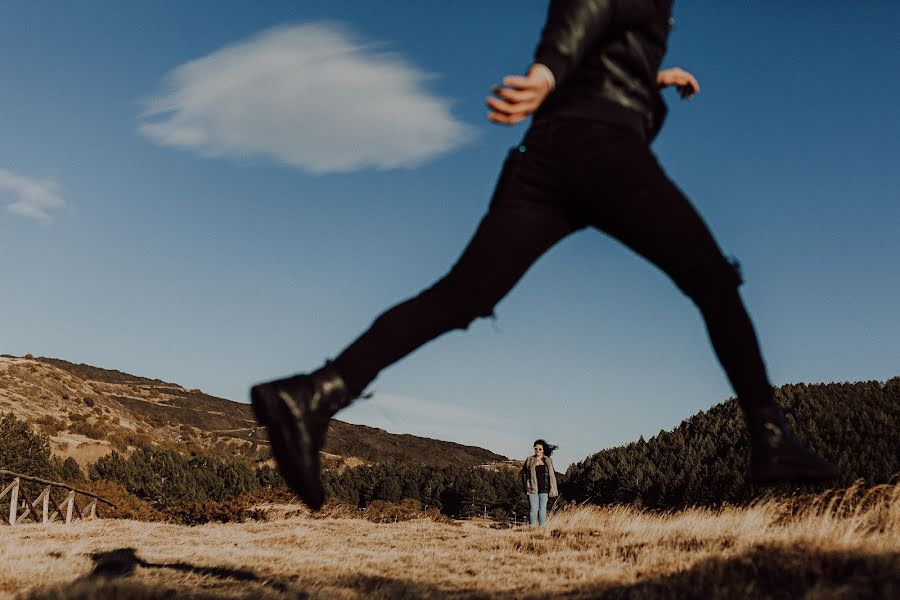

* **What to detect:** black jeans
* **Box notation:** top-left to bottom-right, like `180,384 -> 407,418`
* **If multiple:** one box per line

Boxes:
333,120 -> 773,410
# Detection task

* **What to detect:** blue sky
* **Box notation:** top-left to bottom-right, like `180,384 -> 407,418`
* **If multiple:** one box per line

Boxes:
2,1 -> 898,468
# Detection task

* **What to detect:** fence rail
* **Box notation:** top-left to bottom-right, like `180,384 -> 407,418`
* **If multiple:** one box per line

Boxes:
0,469 -> 117,526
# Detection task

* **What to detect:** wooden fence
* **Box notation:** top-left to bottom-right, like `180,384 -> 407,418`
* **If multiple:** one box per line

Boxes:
0,469 -> 117,526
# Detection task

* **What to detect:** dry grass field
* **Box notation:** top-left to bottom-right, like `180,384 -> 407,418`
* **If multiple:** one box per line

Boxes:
2,483 -> 896,599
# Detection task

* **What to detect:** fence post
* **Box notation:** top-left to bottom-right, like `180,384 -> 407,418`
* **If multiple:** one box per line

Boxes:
43,486 -> 51,523
65,491 -> 75,525
9,479 -> 18,526
30,487 -> 49,523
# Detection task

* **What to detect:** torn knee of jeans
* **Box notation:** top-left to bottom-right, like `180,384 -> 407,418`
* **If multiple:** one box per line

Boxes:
451,307 -> 497,332
463,297 -> 496,322
728,256 -> 744,286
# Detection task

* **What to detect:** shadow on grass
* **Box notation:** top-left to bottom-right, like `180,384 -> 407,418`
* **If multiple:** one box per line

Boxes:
23,548 -> 299,600
22,543 -> 898,599
561,544 -> 898,600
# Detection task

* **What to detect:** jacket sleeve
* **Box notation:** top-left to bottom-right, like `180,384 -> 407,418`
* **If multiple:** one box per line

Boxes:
546,456 -> 559,496
534,0 -> 659,89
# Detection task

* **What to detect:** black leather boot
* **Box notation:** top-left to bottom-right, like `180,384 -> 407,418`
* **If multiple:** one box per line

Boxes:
250,363 -> 351,510
747,404 -> 838,484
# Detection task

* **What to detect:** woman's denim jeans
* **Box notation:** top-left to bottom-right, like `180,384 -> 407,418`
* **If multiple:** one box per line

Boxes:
528,492 -> 549,526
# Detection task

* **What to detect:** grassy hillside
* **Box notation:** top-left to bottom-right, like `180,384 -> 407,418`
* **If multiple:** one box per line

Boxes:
0,355 -> 508,469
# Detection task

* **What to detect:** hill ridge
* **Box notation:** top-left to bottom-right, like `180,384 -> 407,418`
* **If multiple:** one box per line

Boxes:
0,355 -> 508,469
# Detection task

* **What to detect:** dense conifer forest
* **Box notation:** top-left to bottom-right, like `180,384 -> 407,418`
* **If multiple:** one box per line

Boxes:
562,379 -> 900,508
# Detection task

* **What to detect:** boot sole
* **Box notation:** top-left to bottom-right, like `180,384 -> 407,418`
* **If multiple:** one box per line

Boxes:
251,384 -> 325,510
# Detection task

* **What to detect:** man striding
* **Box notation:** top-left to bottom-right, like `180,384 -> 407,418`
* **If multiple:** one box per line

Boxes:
251,0 -> 836,509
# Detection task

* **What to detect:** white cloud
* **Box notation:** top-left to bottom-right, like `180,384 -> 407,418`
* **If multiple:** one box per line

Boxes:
138,23 -> 476,174
0,168 -> 65,222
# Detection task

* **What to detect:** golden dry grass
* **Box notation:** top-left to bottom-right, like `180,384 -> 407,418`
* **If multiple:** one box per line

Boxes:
5,483 -> 898,599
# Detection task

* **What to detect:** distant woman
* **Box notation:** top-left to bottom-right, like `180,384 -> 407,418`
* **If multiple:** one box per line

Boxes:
521,439 -> 558,527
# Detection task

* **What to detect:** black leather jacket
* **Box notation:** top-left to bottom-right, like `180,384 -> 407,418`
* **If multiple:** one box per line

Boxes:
533,0 -> 673,141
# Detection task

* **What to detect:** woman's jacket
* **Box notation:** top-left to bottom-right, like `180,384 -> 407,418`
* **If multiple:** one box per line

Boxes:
520,455 -> 559,497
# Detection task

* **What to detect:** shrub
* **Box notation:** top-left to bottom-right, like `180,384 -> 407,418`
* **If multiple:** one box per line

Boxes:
255,464 -> 285,488
60,457 -> 84,482
79,479 -> 162,521
146,413 -> 169,427
0,412 -> 59,480
364,498 -> 431,523
69,420 -> 105,439
35,415 -> 64,436
165,496 -> 263,526
107,430 -> 154,451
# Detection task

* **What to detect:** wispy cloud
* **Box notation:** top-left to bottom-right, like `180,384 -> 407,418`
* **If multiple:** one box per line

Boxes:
0,168 -> 65,222
138,23 -> 476,174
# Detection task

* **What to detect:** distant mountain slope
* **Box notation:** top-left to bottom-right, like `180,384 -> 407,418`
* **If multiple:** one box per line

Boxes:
0,355 -> 508,468
562,378 -> 900,508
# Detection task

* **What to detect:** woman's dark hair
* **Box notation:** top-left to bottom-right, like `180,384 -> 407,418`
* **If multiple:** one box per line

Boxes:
533,439 -> 558,457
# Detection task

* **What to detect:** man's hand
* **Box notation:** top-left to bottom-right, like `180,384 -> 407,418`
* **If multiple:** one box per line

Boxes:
657,67 -> 700,100
486,64 -> 554,125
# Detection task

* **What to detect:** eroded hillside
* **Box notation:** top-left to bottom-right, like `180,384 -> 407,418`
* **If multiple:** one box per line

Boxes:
0,355 -> 509,470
